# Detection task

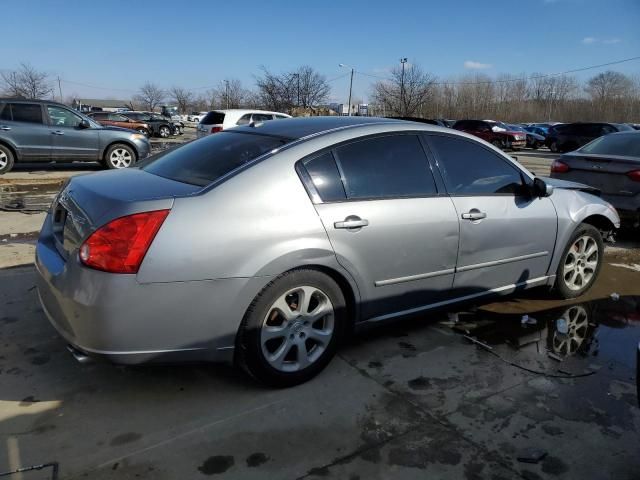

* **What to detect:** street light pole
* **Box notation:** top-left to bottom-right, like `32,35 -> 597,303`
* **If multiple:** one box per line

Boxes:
339,63 -> 355,116
400,58 -> 407,116
224,80 -> 230,109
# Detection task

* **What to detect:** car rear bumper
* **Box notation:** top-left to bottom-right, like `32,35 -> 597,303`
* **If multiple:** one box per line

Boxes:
35,214 -> 268,365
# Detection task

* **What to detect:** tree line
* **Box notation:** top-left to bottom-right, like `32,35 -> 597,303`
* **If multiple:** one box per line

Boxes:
2,62 -> 639,122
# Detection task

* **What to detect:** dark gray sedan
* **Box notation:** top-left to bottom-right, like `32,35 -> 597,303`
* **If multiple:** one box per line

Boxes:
551,131 -> 640,227
36,117 -> 619,386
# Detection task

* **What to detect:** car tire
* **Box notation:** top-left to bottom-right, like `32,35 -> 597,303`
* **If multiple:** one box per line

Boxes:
236,269 -> 347,387
159,126 -> 170,138
491,140 -> 503,149
550,141 -> 559,153
104,143 -> 136,169
554,224 -> 603,299
0,144 -> 15,174
136,128 -> 150,136
531,142 -> 539,150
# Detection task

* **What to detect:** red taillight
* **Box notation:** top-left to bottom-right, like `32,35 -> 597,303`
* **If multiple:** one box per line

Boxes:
551,160 -> 570,173
211,126 -> 223,133
627,170 -> 640,182
79,210 -> 170,273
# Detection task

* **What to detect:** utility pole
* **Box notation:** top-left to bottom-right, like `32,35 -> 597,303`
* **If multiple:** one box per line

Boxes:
293,73 -> 300,108
224,80 -> 230,109
347,67 -> 354,116
57,76 -> 63,102
400,58 -> 407,116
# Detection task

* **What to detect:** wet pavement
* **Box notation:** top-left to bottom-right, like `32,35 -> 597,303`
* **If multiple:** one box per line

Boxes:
0,262 -> 638,479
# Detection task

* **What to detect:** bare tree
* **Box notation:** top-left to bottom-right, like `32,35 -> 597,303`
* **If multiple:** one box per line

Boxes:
134,82 -> 165,111
371,63 -> 437,116
207,79 -> 250,109
1,63 -> 53,99
255,66 -> 329,113
168,86 -> 194,114
585,71 -> 633,103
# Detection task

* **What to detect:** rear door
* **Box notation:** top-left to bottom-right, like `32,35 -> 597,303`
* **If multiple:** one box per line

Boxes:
426,133 -> 557,293
0,102 -> 51,161
45,105 -> 100,161
303,133 -> 460,320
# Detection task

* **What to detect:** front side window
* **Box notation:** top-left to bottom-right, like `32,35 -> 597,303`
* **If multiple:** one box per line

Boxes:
47,106 -> 82,127
334,134 -> 437,200
6,103 -> 44,124
109,113 -> 128,121
428,135 -> 524,195
142,131 -> 289,186
303,151 -> 346,202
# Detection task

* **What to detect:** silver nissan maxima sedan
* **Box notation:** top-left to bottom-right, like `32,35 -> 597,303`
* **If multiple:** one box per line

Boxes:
36,116 -> 620,386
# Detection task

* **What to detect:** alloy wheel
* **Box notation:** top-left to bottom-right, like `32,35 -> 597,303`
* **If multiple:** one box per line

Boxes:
0,150 -> 7,169
552,305 -> 589,356
109,148 -> 133,168
159,127 -> 170,137
260,286 -> 335,372
562,235 -> 599,291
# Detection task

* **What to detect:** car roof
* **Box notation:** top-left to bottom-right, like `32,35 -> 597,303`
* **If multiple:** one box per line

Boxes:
230,116 -> 408,140
0,97 -> 68,107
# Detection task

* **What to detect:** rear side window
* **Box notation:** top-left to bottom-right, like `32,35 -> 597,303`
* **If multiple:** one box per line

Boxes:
2,103 -> 43,124
201,111 -> 225,125
334,135 -> 437,199
303,151 -> 346,202
428,135 -> 524,195
252,113 -> 274,122
236,114 -> 252,125
142,131 -> 289,186
580,133 -> 640,157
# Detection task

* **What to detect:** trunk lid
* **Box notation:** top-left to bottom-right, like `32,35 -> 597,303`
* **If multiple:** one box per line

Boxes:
52,168 -> 200,259
560,153 -> 640,196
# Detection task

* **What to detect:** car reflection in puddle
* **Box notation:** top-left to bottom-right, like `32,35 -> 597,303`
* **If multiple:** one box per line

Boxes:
444,295 -> 640,401
0,182 -> 63,213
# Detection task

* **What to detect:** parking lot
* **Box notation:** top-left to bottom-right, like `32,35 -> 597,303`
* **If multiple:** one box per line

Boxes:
1,137 -> 639,479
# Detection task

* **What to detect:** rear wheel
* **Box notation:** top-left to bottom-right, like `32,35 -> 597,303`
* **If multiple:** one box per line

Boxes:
104,143 -> 135,169
0,144 -> 15,174
236,269 -> 346,387
550,141 -> 559,153
554,224 -> 603,299
491,140 -> 503,149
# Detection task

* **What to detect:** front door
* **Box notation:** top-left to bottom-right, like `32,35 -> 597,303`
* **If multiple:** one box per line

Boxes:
46,105 -> 100,162
426,133 -> 557,294
300,133 -> 460,321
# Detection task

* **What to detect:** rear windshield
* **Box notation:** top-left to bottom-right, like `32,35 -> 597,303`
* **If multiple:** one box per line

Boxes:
579,133 -> 640,157
142,131 -> 289,186
201,111 -> 225,125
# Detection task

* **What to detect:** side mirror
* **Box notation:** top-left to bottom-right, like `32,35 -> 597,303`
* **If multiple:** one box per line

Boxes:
79,119 -> 91,129
533,177 -> 553,197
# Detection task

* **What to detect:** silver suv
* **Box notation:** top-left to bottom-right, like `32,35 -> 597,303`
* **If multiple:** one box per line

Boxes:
0,99 -> 151,173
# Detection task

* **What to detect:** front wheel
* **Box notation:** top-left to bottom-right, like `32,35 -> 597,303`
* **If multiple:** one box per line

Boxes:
554,224 -> 603,299
491,140 -> 503,149
104,143 -> 135,169
550,141 -> 559,153
158,126 -> 170,138
236,269 -> 346,387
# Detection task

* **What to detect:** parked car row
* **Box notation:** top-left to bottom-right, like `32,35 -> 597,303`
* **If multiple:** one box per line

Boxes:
88,111 -> 183,138
0,98 -> 150,173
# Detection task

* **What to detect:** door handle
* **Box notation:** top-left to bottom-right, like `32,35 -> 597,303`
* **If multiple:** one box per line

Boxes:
334,216 -> 369,229
461,210 -> 487,221
0,126 -> 11,131
51,130 -> 65,135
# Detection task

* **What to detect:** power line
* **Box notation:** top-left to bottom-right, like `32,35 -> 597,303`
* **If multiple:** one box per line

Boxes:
356,55 -> 640,86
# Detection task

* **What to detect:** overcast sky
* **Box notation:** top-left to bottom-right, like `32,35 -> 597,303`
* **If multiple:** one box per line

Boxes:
2,0 -> 639,103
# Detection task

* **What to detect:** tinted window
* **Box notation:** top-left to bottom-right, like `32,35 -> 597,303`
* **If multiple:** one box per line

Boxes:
580,133 -> 640,157
335,135 -> 436,199
91,112 -> 108,120
109,114 -> 128,121
201,111 -> 225,125
142,131 -> 288,186
0,104 -> 10,121
275,114 -> 288,119
7,103 -> 43,124
600,124 -> 616,135
47,106 -> 82,127
303,151 -> 346,202
428,135 -> 524,195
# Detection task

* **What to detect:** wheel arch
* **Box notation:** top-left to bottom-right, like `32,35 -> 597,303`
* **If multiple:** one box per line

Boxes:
101,140 -> 139,162
0,139 -> 20,161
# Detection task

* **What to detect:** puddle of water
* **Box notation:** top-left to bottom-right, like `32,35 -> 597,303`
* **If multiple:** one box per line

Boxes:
447,296 -> 640,372
0,182 -> 63,213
